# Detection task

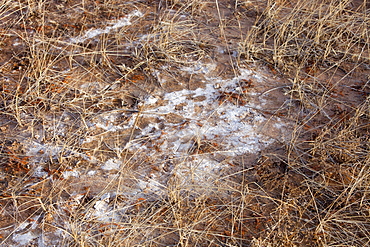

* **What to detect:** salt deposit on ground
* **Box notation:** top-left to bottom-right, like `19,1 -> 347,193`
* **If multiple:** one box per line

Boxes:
70,10 -> 143,43
76,63 -> 289,198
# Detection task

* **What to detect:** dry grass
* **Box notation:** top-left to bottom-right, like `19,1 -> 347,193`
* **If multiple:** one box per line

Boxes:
0,0 -> 370,246
241,0 -> 370,246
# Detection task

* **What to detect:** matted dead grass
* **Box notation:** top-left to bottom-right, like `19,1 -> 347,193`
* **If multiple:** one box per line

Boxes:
0,0 -> 369,246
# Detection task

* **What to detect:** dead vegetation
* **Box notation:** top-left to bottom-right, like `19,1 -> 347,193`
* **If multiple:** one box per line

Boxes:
0,0 -> 369,246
